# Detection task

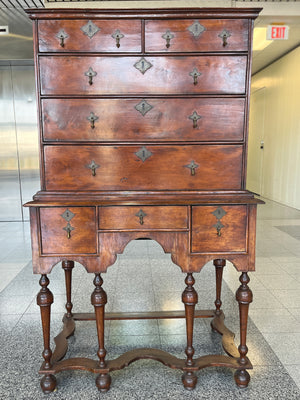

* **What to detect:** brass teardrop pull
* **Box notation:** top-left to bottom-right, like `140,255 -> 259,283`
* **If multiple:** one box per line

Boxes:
162,29 -> 175,49
189,68 -> 202,85
135,209 -> 147,225
84,67 -> 97,85
188,111 -> 202,129
86,160 -> 100,176
184,160 -> 199,176
63,222 -> 74,239
87,112 -> 99,129
111,29 -> 124,48
218,29 -> 231,47
55,29 -> 69,48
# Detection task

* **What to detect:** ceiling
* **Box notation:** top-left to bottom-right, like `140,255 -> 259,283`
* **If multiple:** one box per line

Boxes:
0,0 -> 299,74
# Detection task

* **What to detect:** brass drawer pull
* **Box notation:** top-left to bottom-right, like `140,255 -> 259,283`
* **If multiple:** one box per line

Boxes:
56,29 -> 69,47
188,111 -> 202,128
185,160 -> 199,176
87,112 -> 99,129
86,160 -> 100,176
63,222 -> 74,239
135,209 -> 147,225
111,29 -> 124,48
84,67 -> 97,85
218,29 -> 231,47
189,68 -> 202,85
162,29 -> 174,48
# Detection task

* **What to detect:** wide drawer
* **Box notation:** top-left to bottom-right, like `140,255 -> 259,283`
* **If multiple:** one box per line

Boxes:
191,205 -> 247,253
38,19 -> 142,52
145,19 -> 249,52
99,206 -> 188,230
39,55 -> 247,95
39,207 -> 97,255
42,98 -> 245,142
43,144 -> 243,191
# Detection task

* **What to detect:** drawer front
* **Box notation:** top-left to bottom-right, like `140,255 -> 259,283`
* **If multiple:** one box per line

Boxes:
145,19 -> 249,52
191,205 -> 247,253
44,145 -> 243,191
42,98 -> 245,142
40,207 -> 97,254
99,206 -> 188,230
38,19 -> 142,52
39,55 -> 247,95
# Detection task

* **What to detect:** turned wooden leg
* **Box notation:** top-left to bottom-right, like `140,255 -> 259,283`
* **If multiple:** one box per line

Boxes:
214,259 -> 226,315
234,272 -> 253,388
182,273 -> 198,390
62,260 -> 74,318
37,274 -> 57,394
91,273 -> 111,392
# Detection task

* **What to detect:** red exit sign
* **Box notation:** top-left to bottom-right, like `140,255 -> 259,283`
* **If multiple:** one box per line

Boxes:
267,25 -> 289,40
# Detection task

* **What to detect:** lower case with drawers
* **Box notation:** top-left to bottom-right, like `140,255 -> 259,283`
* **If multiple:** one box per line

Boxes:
29,201 -> 257,274
27,196 -> 260,392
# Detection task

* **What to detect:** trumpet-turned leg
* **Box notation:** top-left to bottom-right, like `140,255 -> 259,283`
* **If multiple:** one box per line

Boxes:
91,273 -> 111,392
62,260 -> 74,318
234,272 -> 253,388
182,273 -> 198,390
37,274 -> 57,393
214,259 -> 226,315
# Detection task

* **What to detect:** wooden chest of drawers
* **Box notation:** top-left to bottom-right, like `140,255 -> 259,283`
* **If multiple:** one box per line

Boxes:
25,7 -> 262,394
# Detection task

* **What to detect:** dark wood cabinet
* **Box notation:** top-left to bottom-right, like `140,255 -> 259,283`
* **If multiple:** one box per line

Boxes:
25,7 -> 262,394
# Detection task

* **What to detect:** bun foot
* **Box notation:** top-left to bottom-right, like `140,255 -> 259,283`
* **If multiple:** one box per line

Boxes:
182,371 -> 197,390
234,369 -> 250,388
96,373 -> 111,392
40,374 -> 57,393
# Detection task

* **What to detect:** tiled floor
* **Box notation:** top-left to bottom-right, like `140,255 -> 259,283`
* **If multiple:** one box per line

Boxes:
0,197 -> 300,399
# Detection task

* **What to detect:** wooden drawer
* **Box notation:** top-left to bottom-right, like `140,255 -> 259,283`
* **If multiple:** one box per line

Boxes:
99,206 -> 188,230
44,144 -> 243,191
191,205 -> 247,253
38,19 -> 142,52
40,207 -> 97,255
39,55 -> 247,95
42,98 -> 245,143
145,19 -> 248,52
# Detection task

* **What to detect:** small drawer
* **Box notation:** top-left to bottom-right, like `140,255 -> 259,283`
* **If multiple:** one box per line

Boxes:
40,207 -> 97,255
43,144 -> 243,191
99,206 -> 188,230
191,205 -> 247,253
145,19 -> 249,52
42,98 -> 245,143
38,19 -> 141,52
39,55 -> 247,96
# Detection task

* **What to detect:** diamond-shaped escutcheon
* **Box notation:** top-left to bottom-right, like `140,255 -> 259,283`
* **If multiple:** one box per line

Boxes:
61,209 -> 75,222
135,146 -> 153,162
212,206 -> 227,220
134,57 -> 153,75
187,20 -> 206,38
135,100 -> 153,116
80,20 -> 100,39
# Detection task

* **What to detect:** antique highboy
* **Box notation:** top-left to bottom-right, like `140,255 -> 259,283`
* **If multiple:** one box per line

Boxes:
25,7 -> 262,394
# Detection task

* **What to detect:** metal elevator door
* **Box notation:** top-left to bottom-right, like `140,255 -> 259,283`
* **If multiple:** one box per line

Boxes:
0,60 -> 39,221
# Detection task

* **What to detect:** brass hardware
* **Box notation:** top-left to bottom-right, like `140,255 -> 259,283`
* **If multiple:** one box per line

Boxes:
213,221 -> 224,236
87,112 -> 99,129
185,160 -> 199,176
80,20 -> 100,39
212,207 -> 227,236
135,100 -> 153,116
61,208 -> 75,222
189,68 -> 202,85
135,209 -> 147,225
162,29 -> 174,48
135,146 -> 152,162
84,67 -> 97,85
56,29 -> 69,47
218,29 -> 231,47
188,111 -> 202,128
134,57 -> 153,75
86,160 -> 100,176
187,20 -> 206,38
63,222 -> 74,239
111,29 -> 124,48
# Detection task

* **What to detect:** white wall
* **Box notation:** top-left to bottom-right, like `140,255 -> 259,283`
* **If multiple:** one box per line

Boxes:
247,46 -> 300,210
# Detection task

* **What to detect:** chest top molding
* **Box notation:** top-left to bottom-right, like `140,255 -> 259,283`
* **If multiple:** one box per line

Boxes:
26,8 -> 262,21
